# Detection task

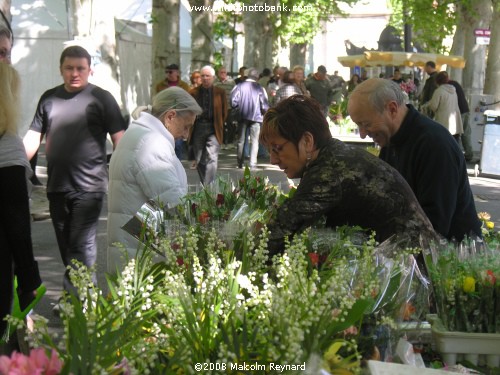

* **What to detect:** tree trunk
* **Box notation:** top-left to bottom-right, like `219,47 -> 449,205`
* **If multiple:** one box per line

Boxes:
449,3 -> 467,84
68,0 -> 92,38
484,0 -> 500,104
190,0 -> 213,70
91,2 -> 120,89
289,43 -> 307,69
242,1 -> 274,70
152,0 -> 180,96
462,0 -> 492,96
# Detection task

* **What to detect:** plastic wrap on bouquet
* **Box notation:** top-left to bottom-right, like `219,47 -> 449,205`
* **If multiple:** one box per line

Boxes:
349,238 -> 430,322
426,238 -> 500,333
121,200 -> 166,250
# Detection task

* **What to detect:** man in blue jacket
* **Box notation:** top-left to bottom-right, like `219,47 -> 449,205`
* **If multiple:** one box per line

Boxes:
230,67 -> 269,170
348,78 -> 481,242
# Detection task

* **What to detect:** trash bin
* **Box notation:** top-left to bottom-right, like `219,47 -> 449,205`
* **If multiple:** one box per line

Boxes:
477,110 -> 500,178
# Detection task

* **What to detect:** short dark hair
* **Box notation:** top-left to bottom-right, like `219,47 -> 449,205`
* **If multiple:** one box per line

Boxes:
261,95 -> 332,150
60,45 -> 91,67
281,70 -> 295,84
436,71 -> 449,85
425,61 -> 436,69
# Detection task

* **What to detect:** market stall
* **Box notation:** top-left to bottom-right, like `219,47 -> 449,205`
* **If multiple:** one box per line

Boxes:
337,51 -> 466,69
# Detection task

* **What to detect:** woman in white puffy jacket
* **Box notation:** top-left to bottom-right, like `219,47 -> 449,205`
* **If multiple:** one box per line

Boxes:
107,87 -> 202,272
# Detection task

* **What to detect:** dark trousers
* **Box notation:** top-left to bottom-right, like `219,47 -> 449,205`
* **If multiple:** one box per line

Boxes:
0,236 -> 13,337
191,120 -> 220,185
0,166 -> 41,337
48,191 -> 104,294
223,121 -> 237,145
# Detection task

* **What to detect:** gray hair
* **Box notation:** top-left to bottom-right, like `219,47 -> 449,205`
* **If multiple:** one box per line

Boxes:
351,78 -> 406,113
246,67 -> 259,80
132,86 -> 202,120
200,65 -> 215,76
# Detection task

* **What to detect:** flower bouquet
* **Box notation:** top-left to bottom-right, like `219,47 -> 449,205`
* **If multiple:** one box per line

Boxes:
123,167 -> 292,256
478,211 -> 500,249
14,226 -> 428,373
426,238 -> 500,333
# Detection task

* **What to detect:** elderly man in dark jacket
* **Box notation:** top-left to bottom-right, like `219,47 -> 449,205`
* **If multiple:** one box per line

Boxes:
230,67 -> 269,169
349,78 -> 481,242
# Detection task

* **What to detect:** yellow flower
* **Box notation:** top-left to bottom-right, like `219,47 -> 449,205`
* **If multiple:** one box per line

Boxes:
486,221 -> 494,230
463,276 -> 476,293
478,212 -> 491,221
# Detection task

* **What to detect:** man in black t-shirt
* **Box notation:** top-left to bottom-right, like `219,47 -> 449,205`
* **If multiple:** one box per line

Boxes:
24,46 -> 126,298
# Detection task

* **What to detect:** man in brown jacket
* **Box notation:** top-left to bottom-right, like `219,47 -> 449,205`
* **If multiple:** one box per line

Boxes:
189,65 -> 227,185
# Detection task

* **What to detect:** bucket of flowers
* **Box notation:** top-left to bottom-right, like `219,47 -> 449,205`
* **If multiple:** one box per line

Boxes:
426,223 -> 500,367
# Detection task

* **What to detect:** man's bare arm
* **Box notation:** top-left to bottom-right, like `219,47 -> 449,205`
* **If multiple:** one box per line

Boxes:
23,130 -> 42,160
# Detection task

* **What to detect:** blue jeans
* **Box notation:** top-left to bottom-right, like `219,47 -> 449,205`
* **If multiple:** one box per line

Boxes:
237,120 -> 261,168
48,191 -> 104,294
191,120 -> 220,185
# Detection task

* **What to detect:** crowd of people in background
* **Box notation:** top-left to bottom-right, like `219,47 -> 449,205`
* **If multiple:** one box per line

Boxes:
140,60 -> 479,205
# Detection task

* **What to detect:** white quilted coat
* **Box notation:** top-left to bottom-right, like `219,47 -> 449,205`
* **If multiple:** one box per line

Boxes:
106,112 -> 187,272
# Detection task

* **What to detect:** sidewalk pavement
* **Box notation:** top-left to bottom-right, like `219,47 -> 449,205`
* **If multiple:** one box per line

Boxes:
27,146 -> 500,335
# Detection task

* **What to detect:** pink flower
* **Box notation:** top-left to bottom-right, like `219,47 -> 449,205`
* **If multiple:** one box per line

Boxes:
400,80 -> 416,94
0,348 -> 62,375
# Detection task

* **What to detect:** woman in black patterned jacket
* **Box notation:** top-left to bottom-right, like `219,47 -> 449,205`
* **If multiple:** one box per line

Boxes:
260,95 -> 438,256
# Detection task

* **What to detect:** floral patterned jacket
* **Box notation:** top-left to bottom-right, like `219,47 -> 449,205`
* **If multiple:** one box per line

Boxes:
266,138 -> 437,256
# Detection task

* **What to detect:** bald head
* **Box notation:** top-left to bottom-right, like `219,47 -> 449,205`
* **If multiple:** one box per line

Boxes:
350,78 -> 406,113
348,78 -> 408,147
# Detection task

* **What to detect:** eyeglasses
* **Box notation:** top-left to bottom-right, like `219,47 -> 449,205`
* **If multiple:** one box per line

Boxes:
270,140 -> 289,154
165,70 -> 176,74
